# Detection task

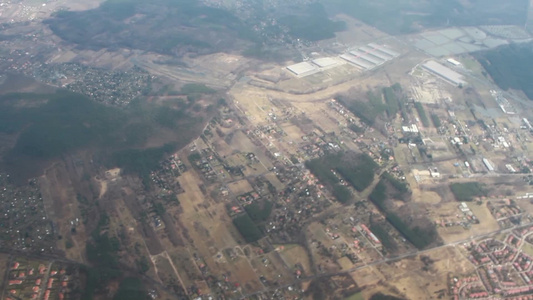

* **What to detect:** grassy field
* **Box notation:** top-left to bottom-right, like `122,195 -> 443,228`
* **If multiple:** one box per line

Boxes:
278,244 -> 313,276
344,292 -> 364,300
522,241 -> 533,257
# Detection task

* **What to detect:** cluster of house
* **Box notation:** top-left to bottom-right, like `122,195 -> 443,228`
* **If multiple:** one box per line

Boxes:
6,261 -> 70,300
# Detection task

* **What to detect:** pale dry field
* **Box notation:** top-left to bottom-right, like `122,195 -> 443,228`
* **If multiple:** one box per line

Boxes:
39,163 -> 87,262
264,172 -> 285,191
228,179 -> 254,196
411,188 -> 442,205
356,246 -> 474,300
436,201 -> 499,243
278,244 -> 313,276
349,266 -> 383,287
250,252 -> 292,284
174,169 -> 267,294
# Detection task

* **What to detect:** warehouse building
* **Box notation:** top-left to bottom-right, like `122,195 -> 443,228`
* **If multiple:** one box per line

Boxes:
312,57 -> 340,69
447,58 -> 462,66
368,43 -> 400,57
366,49 -> 391,61
359,45 -> 377,54
286,62 -> 319,77
342,43 -> 401,71
422,60 -> 467,86
340,54 -> 375,70
483,158 -> 495,172
349,49 -> 367,57
359,54 -> 383,66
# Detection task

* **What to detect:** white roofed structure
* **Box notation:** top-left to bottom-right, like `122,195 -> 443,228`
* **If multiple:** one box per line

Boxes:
422,60 -> 467,86
447,58 -> 462,66
366,50 -> 391,61
340,54 -> 374,70
359,46 -> 376,53
483,158 -> 495,171
349,50 -> 367,57
359,54 -> 383,65
286,62 -> 318,77
372,45 -> 400,57
312,57 -> 339,68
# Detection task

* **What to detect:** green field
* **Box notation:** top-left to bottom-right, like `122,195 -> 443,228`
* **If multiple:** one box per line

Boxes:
344,292 -> 364,300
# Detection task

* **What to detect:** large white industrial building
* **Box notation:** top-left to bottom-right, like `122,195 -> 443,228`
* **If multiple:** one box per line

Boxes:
286,62 -> 319,77
422,60 -> 467,86
312,57 -> 339,68
286,43 -> 400,77
340,54 -> 374,70
341,43 -> 400,71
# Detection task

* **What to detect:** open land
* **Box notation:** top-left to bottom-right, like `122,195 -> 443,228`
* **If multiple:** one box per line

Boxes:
1,0 -> 533,300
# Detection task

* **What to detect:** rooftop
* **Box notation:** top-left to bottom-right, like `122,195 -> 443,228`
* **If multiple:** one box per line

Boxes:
312,57 -> 339,68
286,62 -> 318,76
422,60 -> 467,86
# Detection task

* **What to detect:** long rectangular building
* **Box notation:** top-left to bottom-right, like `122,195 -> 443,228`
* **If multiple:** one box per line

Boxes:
286,62 -> 318,77
342,43 -> 401,72
359,46 -> 376,53
369,44 -> 400,57
422,60 -> 466,86
359,54 -> 383,65
312,57 -> 339,68
340,54 -> 374,70
367,50 -> 392,61
482,158 -> 495,171
349,50 -> 367,57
